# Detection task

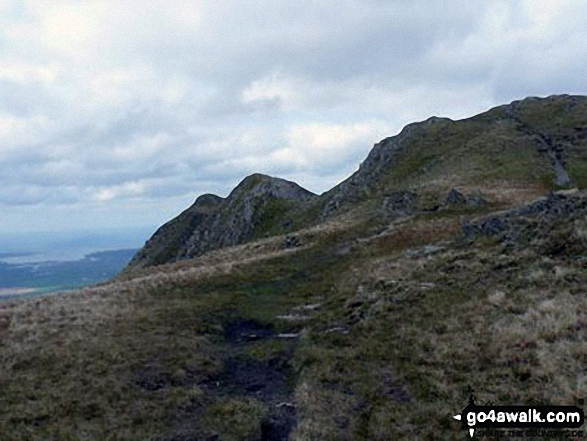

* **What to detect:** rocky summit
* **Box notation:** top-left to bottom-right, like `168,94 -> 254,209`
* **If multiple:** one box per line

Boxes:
127,174 -> 317,269
3,94 -> 587,440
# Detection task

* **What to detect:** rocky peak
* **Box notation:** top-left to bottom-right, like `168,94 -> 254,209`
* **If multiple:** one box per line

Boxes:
124,174 -> 317,271
194,193 -> 223,207
229,173 -> 316,201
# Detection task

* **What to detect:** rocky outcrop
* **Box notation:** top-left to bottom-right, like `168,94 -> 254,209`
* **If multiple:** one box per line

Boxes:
127,193 -> 224,269
318,116 -> 453,218
443,189 -> 486,208
460,190 -> 587,253
126,174 -> 317,270
318,94 -> 587,219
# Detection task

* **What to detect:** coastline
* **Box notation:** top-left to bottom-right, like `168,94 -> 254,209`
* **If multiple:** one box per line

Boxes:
0,287 -> 38,298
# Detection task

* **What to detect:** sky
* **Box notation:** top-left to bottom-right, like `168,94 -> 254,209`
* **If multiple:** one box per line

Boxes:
1,0 -> 586,235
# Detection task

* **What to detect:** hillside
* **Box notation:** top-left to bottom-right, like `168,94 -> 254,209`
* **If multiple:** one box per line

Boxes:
126,94 -> 587,272
1,95 -> 587,440
127,175 -> 318,270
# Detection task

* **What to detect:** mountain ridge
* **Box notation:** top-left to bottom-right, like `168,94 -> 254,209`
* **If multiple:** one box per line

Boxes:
126,94 -> 587,271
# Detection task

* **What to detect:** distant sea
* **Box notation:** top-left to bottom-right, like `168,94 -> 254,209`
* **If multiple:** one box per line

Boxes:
0,227 -> 154,301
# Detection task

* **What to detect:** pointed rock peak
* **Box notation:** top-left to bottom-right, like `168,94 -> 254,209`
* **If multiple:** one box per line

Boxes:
230,173 -> 316,200
236,173 -> 277,189
194,193 -> 223,207
424,116 -> 452,124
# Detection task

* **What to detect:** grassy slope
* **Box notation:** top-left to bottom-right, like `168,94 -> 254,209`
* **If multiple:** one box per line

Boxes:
1,192 -> 586,440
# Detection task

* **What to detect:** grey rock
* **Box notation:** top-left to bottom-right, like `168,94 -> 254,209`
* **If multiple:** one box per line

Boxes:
445,189 -> 467,205
444,189 -> 486,208
283,235 -> 302,249
383,191 -> 418,212
126,174 -> 317,270
125,95 -> 587,271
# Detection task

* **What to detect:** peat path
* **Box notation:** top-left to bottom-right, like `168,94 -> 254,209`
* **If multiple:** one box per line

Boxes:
212,318 -> 297,441
155,318 -> 298,441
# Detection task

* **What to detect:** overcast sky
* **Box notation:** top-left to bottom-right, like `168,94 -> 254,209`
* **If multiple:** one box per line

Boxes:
1,0 -> 586,235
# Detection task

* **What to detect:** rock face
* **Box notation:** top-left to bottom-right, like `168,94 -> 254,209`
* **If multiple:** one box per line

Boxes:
126,95 -> 587,271
460,191 -> 587,256
318,94 -> 587,218
127,174 -> 317,270
443,189 -> 486,208
318,116 -> 454,217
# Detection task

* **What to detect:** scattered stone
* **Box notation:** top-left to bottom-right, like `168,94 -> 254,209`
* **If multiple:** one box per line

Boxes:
283,235 -> 302,249
487,290 -> 506,306
277,333 -> 299,339
555,188 -> 579,196
276,402 -> 295,408
374,279 -> 398,290
444,188 -> 486,208
293,303 -> 321,312
404,244 -> 445,259
461,191 -> 587,247
445,189 -> 467,205
324,326 -> 350,335
276,314 -> 310,321
423,245 -> 444,255
383,191 -> 418,212
461,217 -> 505,237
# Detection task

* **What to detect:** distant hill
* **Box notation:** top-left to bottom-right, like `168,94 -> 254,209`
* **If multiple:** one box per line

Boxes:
126,95 -> 587,272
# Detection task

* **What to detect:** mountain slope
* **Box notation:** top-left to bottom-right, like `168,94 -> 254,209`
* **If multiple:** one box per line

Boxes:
320,94 -> 587,216
128,174 -> 317,270
4,188 -> 587,440
127,94 -> 587,272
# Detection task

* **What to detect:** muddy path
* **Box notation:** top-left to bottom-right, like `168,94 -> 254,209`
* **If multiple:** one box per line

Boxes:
217,319 -> 297,440
155,317 -> 299,441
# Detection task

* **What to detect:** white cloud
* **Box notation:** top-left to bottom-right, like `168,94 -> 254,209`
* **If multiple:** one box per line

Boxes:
0,0 -> 585,232
93,181 -> 147,202
0,62 -> 57,84
282,122 -> 387,168
242,73 -> 298,109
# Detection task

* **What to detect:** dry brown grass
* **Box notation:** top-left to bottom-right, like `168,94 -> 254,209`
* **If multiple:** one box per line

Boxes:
115,209 -> 360,284
287,203 -> 587,439
416,177 -> 549,209
367,217 -> 460,254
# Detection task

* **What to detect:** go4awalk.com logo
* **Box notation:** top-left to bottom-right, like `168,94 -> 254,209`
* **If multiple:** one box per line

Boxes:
453,395 -> 585,438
